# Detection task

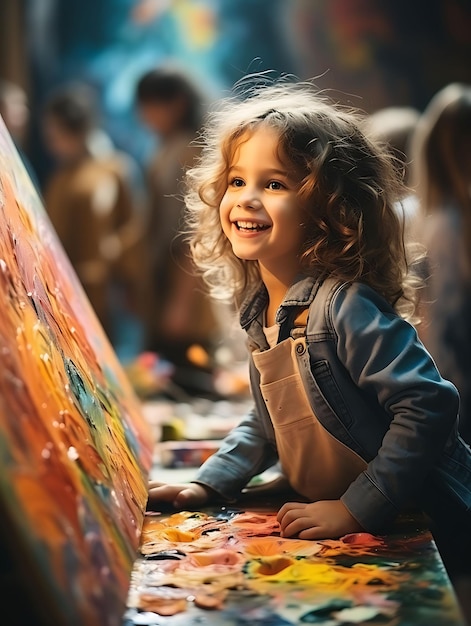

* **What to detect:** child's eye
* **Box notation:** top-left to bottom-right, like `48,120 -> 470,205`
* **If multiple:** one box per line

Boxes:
230,177 -> 245,187
267,180 -> 284,190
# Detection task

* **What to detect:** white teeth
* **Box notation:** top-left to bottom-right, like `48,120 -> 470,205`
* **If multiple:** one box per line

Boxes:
236,221 -> 269,231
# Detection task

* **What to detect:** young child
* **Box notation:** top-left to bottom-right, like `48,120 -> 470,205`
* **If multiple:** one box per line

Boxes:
135,68 -> 220,393
148,82 -> 471,547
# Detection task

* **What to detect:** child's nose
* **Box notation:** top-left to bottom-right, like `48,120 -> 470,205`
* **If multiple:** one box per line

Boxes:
237,186 -> 262,209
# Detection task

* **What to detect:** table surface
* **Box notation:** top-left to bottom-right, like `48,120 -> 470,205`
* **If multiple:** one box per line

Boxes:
123,499 -> 465,626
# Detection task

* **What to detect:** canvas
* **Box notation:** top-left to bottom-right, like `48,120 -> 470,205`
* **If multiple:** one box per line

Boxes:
0,117 -> 153,626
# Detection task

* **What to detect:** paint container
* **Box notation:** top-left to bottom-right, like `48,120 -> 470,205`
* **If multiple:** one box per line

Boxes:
159,440 -> 220,468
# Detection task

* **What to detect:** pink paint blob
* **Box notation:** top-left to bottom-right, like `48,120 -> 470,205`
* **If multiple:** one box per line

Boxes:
340,533 -> 385,547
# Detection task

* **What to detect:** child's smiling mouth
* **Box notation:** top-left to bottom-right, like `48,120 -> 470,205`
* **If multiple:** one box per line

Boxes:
235,220 -> 270,232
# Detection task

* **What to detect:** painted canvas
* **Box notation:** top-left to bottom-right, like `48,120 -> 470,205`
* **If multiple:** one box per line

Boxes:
0,117 -> 153,626
125,506 -> 465,625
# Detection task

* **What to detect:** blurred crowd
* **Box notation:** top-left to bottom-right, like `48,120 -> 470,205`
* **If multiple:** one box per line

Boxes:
0,70 -> 243,400
365,84 -> 471,448
1,73 -> 471,443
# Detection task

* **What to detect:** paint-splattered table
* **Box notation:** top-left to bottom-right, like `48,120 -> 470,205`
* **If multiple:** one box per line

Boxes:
123,504 -> 465,625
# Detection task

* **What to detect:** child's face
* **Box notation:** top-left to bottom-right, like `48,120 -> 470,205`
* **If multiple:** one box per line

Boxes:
219,125 -> 305,284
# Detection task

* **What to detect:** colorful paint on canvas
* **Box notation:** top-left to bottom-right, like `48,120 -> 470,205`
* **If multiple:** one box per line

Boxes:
125,507 -> 465,625
0,118 -> 153,625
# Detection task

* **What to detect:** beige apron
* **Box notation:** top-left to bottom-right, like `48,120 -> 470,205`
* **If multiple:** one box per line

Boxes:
252,336 -> 367,501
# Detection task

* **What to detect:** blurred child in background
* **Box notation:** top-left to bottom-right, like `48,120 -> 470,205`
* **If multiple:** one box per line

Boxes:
0,78 -> 38,187
135,67 -> 220,394
364,105 -> 420,245
42,82 -> 145,355
411,83 -> 471,447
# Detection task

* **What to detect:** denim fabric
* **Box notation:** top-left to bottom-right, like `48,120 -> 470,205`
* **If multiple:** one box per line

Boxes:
195,275 -> 471,532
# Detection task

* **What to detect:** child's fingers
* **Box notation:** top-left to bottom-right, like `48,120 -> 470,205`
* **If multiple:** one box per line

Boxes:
173,487 -> 205,508
277,501 -> 306,523
298,525 -> 329,540
277,502 -> 307,529
278,502 -> 330,538
148,484 -> 183,504
147,483 -> 210,511
281,516 -> 318,538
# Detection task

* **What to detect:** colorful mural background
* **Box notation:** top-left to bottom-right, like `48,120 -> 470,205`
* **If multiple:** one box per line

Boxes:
24,0 -> 471,185
0,118 -> 153,626
126,507 -> 465,625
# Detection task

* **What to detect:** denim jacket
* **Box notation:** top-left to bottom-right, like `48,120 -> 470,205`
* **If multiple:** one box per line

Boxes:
195,275 -> 471,532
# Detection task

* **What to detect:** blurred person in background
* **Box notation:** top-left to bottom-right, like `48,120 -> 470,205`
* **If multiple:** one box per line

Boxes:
41,82 -> 146,356
0,78 -> 39,188
135,67 -> 220,395
364,106 -> 420,243
410,83 -> 471,450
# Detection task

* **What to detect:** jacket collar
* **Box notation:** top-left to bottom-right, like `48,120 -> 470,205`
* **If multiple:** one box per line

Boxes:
240,274 -> 323,349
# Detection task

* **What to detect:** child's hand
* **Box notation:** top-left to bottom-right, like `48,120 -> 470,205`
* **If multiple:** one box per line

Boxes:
277,499 -> 364,539
147,481 -> 211,510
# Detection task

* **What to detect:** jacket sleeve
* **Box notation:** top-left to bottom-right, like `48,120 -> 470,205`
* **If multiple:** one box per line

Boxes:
194,358 -> 278,499
331,283 -> 459,532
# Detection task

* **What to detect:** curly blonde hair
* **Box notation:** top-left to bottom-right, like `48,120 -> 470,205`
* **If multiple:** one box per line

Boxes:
185,81 -> 419,318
